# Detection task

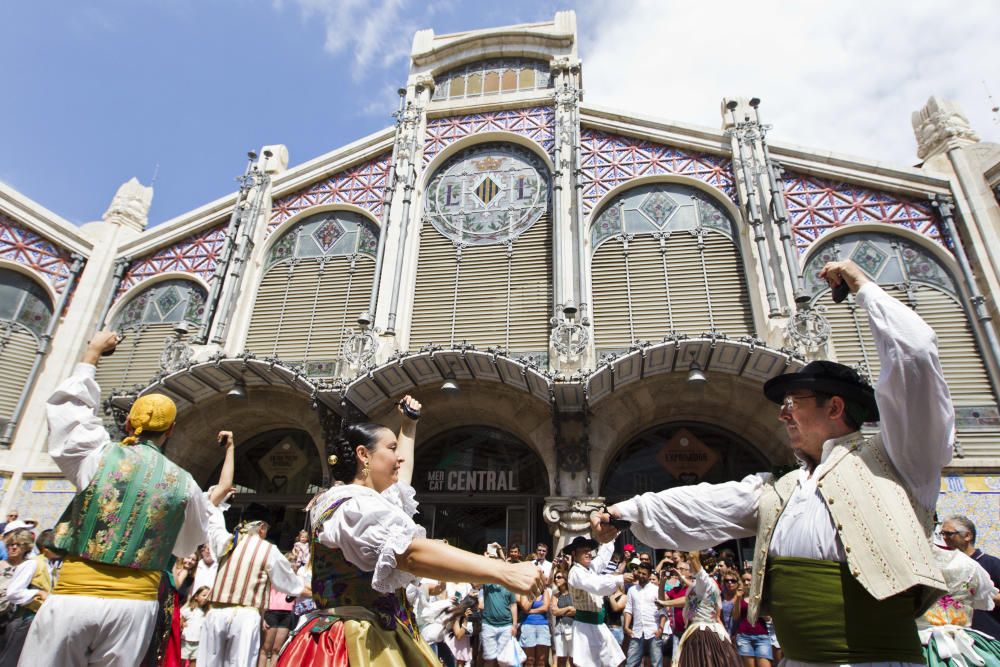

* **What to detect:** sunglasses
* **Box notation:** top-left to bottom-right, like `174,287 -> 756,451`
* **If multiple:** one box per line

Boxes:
724,578 -> 738,583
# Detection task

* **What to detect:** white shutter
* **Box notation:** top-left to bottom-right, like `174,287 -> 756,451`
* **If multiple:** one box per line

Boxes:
410,215 -> 552,352
95,323 -> 176,396
0,328 -> 38,420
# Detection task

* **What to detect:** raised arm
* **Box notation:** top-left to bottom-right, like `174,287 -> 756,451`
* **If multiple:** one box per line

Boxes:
395,395 -> 420,486
567,562 -> 624,597
45,331 -> 121,487
209,431 -> 236,507
396,539 -> 545,597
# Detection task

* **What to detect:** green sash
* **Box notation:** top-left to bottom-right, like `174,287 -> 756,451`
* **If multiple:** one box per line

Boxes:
766,556 -> 924,663
574,609 -> 606,625
52,440 -> 191,572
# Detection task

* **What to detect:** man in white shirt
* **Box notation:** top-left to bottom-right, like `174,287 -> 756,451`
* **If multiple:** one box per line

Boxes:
593,260 -> 954,667
565,536 -> 631,667
192,543 -> 218,592
532,542 -> 553,582
624,563 -> 662,667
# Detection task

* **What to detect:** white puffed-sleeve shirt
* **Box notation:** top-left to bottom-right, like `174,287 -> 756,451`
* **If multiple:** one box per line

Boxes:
311,482 -> 425,593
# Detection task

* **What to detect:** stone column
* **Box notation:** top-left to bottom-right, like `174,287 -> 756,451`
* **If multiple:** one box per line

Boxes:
542,496 -> 605,553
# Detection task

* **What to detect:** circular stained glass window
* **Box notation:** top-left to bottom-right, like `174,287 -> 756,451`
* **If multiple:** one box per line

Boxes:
424,143 -> 550,246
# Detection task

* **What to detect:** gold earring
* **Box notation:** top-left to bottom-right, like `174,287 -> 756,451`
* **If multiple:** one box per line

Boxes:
327,454 -> 338,466
361,461 -> 370,479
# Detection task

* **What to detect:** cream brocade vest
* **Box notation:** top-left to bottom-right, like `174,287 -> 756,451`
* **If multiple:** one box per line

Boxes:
210,532 -> 270,610
746,431 -> 946,624
568,563 -> 604,613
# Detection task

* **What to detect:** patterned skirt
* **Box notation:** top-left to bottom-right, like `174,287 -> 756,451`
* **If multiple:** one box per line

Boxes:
676,622 -> 741,667
276,610 -> 439,667
923,626 -> 1000,667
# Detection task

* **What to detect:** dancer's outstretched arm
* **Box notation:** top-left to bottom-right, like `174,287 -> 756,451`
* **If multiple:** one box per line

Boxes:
396,538 -> 546,597
395,395 -> 420,486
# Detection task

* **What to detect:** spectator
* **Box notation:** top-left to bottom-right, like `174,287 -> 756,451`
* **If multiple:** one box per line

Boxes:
657,559 -> 690,660
0,526 -> 49,667
445,596 -> 476,667
192,544 -> 217,593
624,562 -> 662,667
606,584 -> 626,646
258,553 -> 297,667
290,558 -> 315,626
733,571 -> 772,667
531,542 -> 553,582
638,552 -> 652,568
550,569 -> 575,667
0,510 -> 17,535
291,530 -> 310,570
942,514 -> 1000,638
518,585 -> 551,667
720,572 -> 741,637
181,586 -> 211,667
507,544 -> 522,563
479,578 -> 518,667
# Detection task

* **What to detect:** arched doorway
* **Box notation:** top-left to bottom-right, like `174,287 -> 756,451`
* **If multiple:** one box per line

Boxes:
210,428 -> 323,550
602,421 -> 771,563
413,427 -> 550,555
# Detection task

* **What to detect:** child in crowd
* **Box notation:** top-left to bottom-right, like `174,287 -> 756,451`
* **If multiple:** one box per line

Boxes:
180,586 -> 210,667
292,530 -> 310,569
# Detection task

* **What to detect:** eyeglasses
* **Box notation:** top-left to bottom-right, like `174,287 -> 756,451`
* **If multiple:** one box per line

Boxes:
554,576 -> 565,580
781,394 -> 818,412
940,530 -> 964,538
723,578 -> 738,583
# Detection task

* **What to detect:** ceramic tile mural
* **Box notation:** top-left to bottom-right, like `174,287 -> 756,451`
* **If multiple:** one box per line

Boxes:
13,477 -> 76,530
423,107 -> 556,164
117,224 -> 226,297
579,129 -> 736,216
938,475 -> 1000,557
269,153 -> 393,232
782,172 -> 944,253
0,212 -> 77,296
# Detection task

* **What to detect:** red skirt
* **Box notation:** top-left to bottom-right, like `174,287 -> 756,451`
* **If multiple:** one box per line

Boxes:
276,615 -> 438,667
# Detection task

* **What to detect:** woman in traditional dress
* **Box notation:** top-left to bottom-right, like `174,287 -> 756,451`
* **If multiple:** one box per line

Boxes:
276,397 -> 546,666
919,541 -> 1000,667
674,550 -> 740,667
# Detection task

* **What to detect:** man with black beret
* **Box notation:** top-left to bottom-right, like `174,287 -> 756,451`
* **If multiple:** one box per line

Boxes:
593,260 -> 955,666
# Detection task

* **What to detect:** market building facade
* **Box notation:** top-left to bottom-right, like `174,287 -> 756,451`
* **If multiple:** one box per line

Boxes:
3,12 -> 1000,554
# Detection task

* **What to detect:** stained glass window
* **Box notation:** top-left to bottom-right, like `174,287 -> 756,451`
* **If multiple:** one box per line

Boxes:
432,59 -> 552,101
112,279 -> 207,329
424,143 -> 550,245
590,183 -> 736,251
802,232 -> 957,299
266,210 -> 380,270
0,270 -> 53,338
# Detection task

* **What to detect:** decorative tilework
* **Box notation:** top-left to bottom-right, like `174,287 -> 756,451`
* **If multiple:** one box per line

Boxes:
423,107 -> 556,165
11,477 -> 77,531
579,129 -> 736,215
118,224 -> 226,296
937,482 -> 1000,559
269,153 -> 392,231
0,212 -> 76,296
782,172 -> 943,253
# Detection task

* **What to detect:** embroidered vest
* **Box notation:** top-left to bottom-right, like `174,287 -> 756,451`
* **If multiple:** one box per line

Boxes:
52,440 -> 191,572
568,563 -> 604,613
211,532 -> 271,610
23,555 -> 52,613
747,432 -> 946,624
309,497 -> 420,637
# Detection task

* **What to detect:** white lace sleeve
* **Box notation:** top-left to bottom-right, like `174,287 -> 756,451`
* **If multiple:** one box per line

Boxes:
381,482 -> 420,518
314,486 -> 427,593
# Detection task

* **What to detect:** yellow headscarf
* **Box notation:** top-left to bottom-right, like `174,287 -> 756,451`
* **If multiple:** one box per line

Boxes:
121,394 -> 177,445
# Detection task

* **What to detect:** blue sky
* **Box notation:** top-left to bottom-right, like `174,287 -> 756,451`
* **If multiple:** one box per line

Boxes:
3,1 -> 998,228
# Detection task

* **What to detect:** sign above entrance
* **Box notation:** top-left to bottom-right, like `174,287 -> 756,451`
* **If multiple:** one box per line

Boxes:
427,469 -> 519,492
656,428 -> 719,481
259,437 -> 308,489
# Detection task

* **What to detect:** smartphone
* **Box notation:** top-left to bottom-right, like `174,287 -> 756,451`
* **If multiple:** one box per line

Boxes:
831,281 -> 850,303
399,400 -> 421,420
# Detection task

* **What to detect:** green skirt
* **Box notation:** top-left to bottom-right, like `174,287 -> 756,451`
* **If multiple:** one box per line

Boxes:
923,627 -> 1000,667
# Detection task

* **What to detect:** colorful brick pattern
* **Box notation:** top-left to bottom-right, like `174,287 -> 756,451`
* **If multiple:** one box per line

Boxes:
118,224 -> 226,296
423,107 -> 556,165
579,129 -> 736,216
269,153 -> 393,232
782,172 -> 944,253
0,212 -> 77,296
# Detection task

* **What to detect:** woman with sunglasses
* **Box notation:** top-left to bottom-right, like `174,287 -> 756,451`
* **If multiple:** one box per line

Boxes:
719,573 -> 741,639
549,567 -> 575,667
732,572 -> 772,667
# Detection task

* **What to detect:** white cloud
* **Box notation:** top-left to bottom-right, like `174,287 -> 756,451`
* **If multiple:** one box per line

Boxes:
576,0 -> 1000,166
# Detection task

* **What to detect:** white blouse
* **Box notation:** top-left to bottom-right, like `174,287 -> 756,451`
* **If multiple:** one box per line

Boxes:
311,481 -> 425,593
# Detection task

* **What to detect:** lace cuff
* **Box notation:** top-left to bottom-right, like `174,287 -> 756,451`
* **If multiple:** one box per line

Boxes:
371,521 -> 427,592
381,482 -> 420,518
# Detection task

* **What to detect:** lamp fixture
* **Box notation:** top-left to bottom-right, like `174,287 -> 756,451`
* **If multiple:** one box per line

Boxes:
687,360 -> 707,385
440,370 -> 460,394
227,379 -> 248,400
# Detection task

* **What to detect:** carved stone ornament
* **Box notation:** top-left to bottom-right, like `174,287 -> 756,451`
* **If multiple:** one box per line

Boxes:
159,334 -> 194,374
103,177 -> 154,231
784,305 -> 831,353
542,497 -> 606,552
912,96 -> 980,160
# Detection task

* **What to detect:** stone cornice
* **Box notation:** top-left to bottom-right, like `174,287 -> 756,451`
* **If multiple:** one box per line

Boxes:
0,181 -> 93,255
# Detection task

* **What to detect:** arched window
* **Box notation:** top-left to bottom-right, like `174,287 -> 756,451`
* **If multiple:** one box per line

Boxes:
590,183 -> 754,353
97,279 -> 207,394
410,143 -> 552,357
803,232 -> 999,456
0,270 -> 54,424
432,59 -> 552,101
245,210 -> 378,377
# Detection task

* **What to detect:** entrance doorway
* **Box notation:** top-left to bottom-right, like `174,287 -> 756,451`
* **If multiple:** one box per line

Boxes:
412,427 -> 550,555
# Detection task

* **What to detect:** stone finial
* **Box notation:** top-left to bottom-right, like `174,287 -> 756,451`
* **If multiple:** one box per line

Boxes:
102,177 -> 153,231
260,145 -> 289,175
912,96 -> 980,160
720,97 -> 754,129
